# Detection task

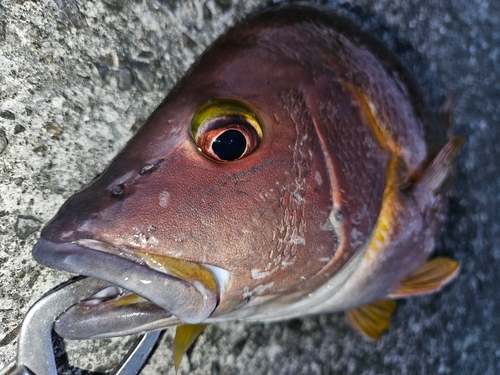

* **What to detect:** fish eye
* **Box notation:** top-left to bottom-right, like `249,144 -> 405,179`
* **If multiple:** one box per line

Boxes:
190,99 -> 263,162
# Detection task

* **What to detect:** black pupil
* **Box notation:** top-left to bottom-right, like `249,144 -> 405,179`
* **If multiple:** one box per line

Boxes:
212,130 -> 247,161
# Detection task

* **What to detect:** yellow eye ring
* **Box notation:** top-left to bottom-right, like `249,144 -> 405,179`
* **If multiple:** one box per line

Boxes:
190,99 -> 263,162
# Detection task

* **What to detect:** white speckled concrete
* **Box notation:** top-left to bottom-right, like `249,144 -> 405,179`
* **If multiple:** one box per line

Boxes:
0,0 -> 498,374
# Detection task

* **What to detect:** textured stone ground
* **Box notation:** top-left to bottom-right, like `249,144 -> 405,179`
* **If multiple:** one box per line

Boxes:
0,0 -> 499,374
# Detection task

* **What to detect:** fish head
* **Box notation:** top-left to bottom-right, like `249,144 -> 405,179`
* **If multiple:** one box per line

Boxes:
33,19 -> 346,338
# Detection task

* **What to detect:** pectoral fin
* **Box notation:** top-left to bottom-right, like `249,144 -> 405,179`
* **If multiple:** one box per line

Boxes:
346,299 -> 396,340
407,136 -> 464,199
173,324 -> 208,373
390,257 -> 459,297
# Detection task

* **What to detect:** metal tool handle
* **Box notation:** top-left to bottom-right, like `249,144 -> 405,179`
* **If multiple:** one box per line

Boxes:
0,277 -> 162,375
16,277 -> 110,375
110,330 -> 161,375
0,361 -> 32,375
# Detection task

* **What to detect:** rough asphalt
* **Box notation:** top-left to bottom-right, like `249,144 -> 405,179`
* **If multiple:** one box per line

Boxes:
0,0 -> 499,374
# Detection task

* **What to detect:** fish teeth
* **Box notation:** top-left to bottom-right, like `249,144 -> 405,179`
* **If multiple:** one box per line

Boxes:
79,286 -> 121,307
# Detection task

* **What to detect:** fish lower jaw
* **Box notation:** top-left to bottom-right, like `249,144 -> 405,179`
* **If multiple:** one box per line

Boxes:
54,284 -> 181,339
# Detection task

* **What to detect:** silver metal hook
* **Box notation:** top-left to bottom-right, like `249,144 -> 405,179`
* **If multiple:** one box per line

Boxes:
0,277 -> 162,375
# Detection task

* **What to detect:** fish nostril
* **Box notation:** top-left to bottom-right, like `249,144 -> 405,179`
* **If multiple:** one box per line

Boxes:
139,159 -> 164,175
110,184 -> 125,197
139,164 -> 155,175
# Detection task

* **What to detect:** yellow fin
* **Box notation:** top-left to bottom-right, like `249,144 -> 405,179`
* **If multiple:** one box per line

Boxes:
173,324 -> 208,374
391,257 -> 459,297
346,299 -> 396,340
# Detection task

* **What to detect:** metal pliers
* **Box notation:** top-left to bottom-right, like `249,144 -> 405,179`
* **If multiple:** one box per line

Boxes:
0,277 -> 161,375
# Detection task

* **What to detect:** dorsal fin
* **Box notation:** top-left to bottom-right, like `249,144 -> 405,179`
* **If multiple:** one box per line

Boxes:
173,324 -> 208,374
346,299 -> 396,340
390,257 -> 459,297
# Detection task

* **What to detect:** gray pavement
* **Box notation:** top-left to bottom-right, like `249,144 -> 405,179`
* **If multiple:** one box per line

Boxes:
0,0 -> 499,374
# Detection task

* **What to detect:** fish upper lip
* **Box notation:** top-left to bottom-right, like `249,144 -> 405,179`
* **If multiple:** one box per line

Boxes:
32,238 -> 219,324
74,238 -> 217,288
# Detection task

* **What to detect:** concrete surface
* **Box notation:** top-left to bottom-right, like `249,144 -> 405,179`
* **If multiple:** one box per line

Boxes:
0,0 -> 499,374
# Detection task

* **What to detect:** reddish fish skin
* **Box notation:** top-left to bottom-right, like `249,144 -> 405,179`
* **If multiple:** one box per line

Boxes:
36,5 -> 448,320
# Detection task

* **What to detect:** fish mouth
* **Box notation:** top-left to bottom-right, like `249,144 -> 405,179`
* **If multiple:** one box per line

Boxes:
32,239 -> 226,339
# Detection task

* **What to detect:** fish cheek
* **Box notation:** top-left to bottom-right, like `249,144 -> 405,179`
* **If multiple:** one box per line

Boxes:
206,97 -> 338,299
145,123 -> 307,293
